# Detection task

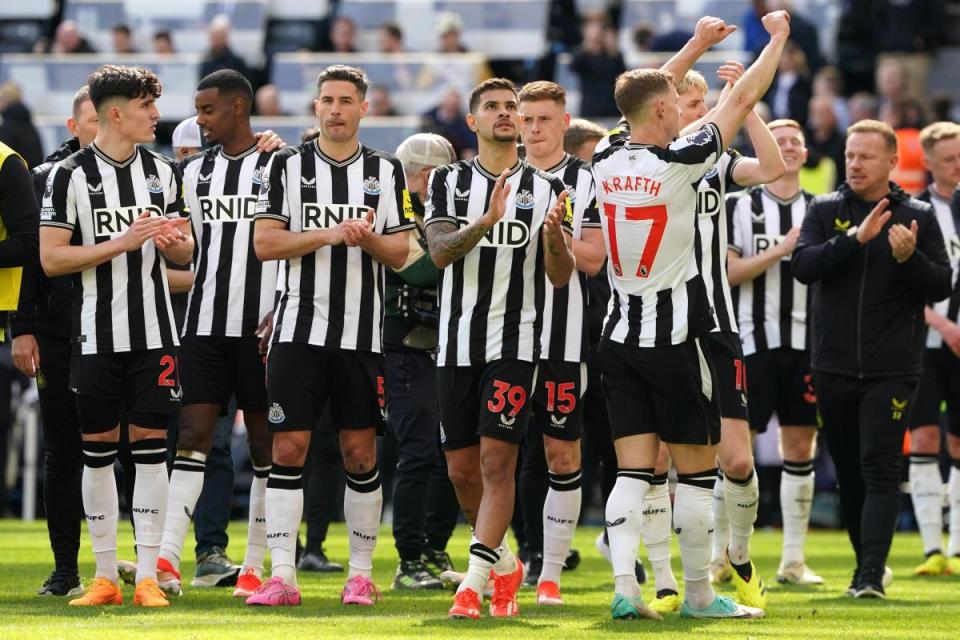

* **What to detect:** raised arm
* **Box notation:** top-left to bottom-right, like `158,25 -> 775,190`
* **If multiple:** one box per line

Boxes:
659,17 -> 738,84
731,111 -> 785,186
710,11 -> 790,152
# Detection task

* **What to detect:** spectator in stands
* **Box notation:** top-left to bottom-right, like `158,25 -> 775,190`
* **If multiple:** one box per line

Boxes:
812,65 -> 849,130
369,85 -> 399,117
112,24 -> 137,54
201,15 -> 251,83
768,0 -> 824,72
254,85 -> 285,117
436,12 -> 468,53
0,83 -> 43,168
569,12 -> 625,119
875,58 -> 907,115
765,40 -> 812,125
420,88 -> 475,158
883,99 -> 929,195
807,95 -> 846,184
379,22 -> 405,54
329,16 -> 358,54
41,20 -> 96,54
154,31 -> 176,54
630,21 -> 692,54
848,92 -> 879,125
930,93 -> 954,123
875,0 -> 946,103
835,0 -> 876,95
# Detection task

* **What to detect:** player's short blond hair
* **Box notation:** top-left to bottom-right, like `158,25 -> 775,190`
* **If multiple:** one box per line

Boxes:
847,119 -> 897,152
517,81 -> 566,106
919,121 -> 960,155
614,68 -> 674,120
676,70 -> 708,97
767,118 -> 805,141
564,118 -> 606,154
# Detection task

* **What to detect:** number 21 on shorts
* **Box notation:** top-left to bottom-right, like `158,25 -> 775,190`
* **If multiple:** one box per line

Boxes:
604,202 -> 667,278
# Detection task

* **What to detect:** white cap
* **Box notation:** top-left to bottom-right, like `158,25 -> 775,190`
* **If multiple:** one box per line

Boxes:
435,11 -> 463,35
172,116 -> 203,150
396,133 -> 456,169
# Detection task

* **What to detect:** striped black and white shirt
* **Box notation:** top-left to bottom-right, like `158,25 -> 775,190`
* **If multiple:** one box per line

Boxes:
541,154 -> 601,363
917,187 -> 960,349
180,145 -> 279,338
592,121 -> 722,347
696,149 -> 742,334
728,186 -> 812,356
424,158 -> 570,366
40,144 -> 184,355
255,141 -> 414,352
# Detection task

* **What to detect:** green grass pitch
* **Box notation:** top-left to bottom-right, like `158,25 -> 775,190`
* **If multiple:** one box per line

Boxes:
1,520 -> 958,639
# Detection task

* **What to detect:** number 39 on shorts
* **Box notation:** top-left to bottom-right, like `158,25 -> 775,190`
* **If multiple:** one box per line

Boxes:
603,202 -> 667,278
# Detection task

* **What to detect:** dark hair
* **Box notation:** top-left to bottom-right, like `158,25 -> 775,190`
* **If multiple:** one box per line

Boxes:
87,64 -> 162,111
154,30 -> 172,42
316,65 -> 368,98
71,85 -> 91,118
468,77 -> 516,113
112,23 -> 131,36
381,22 -> 402,41
197,69 -> 254,112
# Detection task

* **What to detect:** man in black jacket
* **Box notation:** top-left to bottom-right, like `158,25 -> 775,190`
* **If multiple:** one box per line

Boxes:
793,119 -> 953,598
9,86 -> 96,597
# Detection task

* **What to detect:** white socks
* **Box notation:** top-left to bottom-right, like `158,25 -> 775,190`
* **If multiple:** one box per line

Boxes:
265,464 -> 303,586
910,455 -> 945,555
159,450 -> 207,569
461,536 -> 499,596
82,441 -> 120,582
711,474 -> 729,563
344,467 -> 383,580
781,459 -> 815,566
642,473 -> 678,594
675,470 -> 718,609
540,469 -> 582,586
949,462 -> 960,557
723,470 -> 758,566
605,469 -> 652,598
242,466 -> 270,576
130,439 -> 169,584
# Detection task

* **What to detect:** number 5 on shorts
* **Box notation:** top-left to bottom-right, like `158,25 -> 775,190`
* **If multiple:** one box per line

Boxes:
604,202 -> 667,278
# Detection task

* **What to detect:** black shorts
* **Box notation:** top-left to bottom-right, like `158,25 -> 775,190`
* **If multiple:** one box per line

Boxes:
266,343 -> 385,432
531,360 -> 588,441
179,334 -> 268,412
910,348 -> 960,435
703,331 -> 749,422
745,348 -> 818,433
599,337 -> 721,445
436,359 -> 537,451
69,348 -> 180,433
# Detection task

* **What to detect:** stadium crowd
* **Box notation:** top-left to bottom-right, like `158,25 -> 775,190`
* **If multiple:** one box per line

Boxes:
0,0 -> 959,622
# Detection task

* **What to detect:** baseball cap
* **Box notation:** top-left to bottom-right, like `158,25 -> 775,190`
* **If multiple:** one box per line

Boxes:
396,133 -> 456,168
172,116 -> 203,149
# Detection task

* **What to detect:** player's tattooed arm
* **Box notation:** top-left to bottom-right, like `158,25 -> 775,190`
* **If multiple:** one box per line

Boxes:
425,218 -> 492,269
426,169 -> 511,269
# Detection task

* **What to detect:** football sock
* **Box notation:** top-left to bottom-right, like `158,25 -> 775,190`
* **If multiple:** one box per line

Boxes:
82,441 -> 120,582
159,450 -> 207,569
711,473 -> 729,563
131,439 -> 169,584
781,459 -> 815,566
605,468 -> 652,598
675,469 -> 718,609
461,537 -> 498,597
242,465 -> 270,575
948,460 -> 960,557
540,469 -> 582,586
724,469 -> 758,566
265,464 -> 303,586
642,473 -> 678,594
910,454 -> 944,555
344,467 -> 382,580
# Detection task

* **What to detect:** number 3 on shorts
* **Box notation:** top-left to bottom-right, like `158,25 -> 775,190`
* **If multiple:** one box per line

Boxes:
604,202 -> 667,278
488,380 -> 527,418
